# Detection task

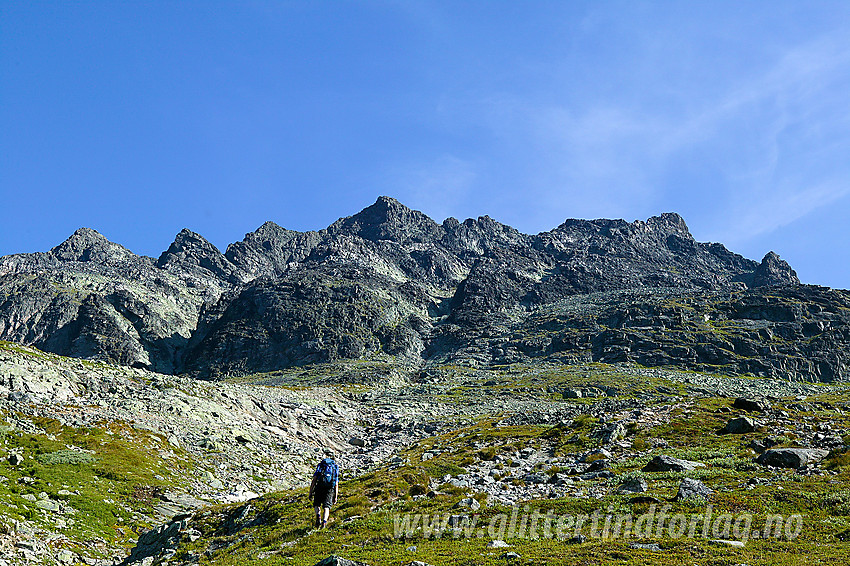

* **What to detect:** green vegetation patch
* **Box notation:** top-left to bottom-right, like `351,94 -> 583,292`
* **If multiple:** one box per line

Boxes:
36,449 -> 96,466
0,412 -> 195,554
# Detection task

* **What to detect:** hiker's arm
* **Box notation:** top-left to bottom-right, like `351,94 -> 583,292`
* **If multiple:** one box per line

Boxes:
333,482 -> 338,504
309,475 -> 316,498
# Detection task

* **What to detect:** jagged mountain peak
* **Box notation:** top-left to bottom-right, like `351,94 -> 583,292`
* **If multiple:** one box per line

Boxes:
50,227 -> 135,263
176,227 -> 206,239
551,212 -> 691,239
224,221 -> 320,279
226,221 -> 301,255
157,228 -> 223,265
249,221 -> 298,240
170,228 -> 218,249
754,251 -> 799,287
441,214 -> 531,252
157,228 -> 245,285
1,197 -> 826,382
328,196 -> 444,243
646,212 -> 692,236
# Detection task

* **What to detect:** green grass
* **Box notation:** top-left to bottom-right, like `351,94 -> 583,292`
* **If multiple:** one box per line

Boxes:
5,342 -> 850,564
154,388 -> 850,566
0,412 -> 194,555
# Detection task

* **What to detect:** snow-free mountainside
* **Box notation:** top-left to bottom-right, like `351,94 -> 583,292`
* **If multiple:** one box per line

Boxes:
1,198 -> 849,565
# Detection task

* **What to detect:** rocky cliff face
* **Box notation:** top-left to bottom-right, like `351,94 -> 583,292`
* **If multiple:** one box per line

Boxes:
3,196 -> 840,381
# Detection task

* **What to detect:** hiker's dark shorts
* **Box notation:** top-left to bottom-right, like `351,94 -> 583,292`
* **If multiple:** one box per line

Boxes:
313,484 -> 334,508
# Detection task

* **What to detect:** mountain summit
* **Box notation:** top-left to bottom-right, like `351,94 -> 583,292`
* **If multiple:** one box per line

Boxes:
2,197 -> 844,382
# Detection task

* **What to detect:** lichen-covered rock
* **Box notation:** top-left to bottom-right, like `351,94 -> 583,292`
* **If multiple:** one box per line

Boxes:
675,477 -> 713,500
642,455 -> 705,472
722,416 -> 756,434
755,448 -> 829,469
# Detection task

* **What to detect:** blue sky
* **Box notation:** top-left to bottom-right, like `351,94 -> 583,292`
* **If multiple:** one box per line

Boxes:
2,2 -> 849,288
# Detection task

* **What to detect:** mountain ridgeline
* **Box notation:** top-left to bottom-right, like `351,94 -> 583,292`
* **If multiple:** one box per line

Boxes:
1,197 -> 848,382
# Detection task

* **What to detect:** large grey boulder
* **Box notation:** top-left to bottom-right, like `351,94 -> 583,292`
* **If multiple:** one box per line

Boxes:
123,517 -> 190,565
755,448 -> 829,469
642,455 -> 705,472
721,416 -> 756,434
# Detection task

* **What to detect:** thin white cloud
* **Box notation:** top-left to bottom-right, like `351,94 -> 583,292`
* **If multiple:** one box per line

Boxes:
500,30 -> 850,237
374,19 -> 850,241
723,180 -> 850,245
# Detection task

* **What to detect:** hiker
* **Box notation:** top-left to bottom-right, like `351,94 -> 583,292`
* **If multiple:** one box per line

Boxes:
309,454 -> 339,529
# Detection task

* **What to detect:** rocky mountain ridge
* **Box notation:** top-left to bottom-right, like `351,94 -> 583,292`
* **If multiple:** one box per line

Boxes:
5,197 -> 844,382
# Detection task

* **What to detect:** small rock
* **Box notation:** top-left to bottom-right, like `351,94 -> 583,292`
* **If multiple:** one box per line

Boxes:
348,437 -> 367,448
35,499 -> 61,512
454,497 -> 481,511
502,551 -> 520,559
617,477 -> 648,494
630,542 -> 662,551
674,478 -> 712,501
710,539 -> 745,548
489,540 -> 510,548
580,448 -> 612,462
313,556 -> 370,566
523,473 -> 548,484
8,453 -> 23,466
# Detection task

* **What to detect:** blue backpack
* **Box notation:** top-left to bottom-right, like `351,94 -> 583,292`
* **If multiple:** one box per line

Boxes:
315,458 -> 338,487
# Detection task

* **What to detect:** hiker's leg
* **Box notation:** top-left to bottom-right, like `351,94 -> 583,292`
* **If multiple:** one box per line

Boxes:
314,506 -> 321,528
322,506 -> 330,526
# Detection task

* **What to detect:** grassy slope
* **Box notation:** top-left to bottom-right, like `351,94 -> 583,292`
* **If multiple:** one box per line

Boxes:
3,340 -> 850,564
170,387 -> 850,565
0,342 -> 196,558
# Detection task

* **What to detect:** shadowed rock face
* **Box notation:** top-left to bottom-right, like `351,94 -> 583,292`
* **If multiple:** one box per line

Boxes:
753,251 -> 798,288
4,197 -> 843,382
